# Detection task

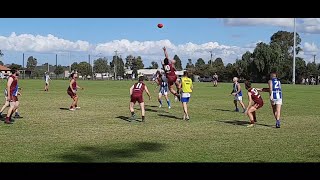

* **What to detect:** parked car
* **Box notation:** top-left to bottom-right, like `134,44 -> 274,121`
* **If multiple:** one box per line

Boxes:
199,76 -> 213,82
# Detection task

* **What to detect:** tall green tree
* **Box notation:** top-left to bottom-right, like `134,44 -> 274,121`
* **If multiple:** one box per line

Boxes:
173,55 -> 183,70
77,61 -> 92,76
94,58 -> 109,73
8,63 -> 22,70
150,61 -> 159,69
54,65 -> 64,76
270,30 -> 302,57
26,56 -> 37,71
71,62 -> 78,72
110,55 -> 125,78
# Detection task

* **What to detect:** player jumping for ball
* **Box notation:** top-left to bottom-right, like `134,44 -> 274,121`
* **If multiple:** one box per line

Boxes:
161,47 -> 181,101
244,80 -> 264,127
67,72 -> 83,111
154,71 -> 171,109
129,76 -> 151,122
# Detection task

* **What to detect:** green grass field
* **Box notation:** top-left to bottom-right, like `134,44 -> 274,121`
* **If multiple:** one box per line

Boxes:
0,79 -> 319,162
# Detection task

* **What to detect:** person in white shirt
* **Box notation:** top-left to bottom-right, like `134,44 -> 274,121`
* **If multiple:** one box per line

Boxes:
44,72 -> 51,91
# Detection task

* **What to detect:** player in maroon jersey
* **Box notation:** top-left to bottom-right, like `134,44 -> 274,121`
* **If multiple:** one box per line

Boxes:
161,47 -> 181,101
5,69 -> 20,124
244,80 -> 264,127
67,72 -> 84,111
129,76 -> 151,122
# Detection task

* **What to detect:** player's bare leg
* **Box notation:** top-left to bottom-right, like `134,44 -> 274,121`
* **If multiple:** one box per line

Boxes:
139,102 -> 145,122
75,96 -> 80,109
234,100 -> 238,112
0,100 -> 10,118
158,93 -> 163,108
182,102 -> 189,121
252,111 -> 257,122
69,96 -> 78,111
5,101 -> 16,124
164,94 -> 171,109
275,104 -> 282,128
239,100 -> 246,113
246,106 -> 258,127
129,102 -> 136,121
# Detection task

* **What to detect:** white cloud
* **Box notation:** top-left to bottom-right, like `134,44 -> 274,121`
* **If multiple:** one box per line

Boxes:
0,33 -> 251,65
303,42 -> 318,53
0,32 -> 91,53
223,18 -> 293,27
223,18 -> 320,34
95,39 -> 249,64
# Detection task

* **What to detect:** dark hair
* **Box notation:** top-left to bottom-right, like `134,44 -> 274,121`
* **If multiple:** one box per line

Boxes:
270,72 -> 277,77
183,71 -> 188,76
163,58 -> 169,65
244,80 -> 251,89
11,69 -> 17,74
138,76 -> 144,82
69,73 -> 75,78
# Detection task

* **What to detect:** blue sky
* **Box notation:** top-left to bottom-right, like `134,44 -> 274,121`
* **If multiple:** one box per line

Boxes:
1,18 -> 320,67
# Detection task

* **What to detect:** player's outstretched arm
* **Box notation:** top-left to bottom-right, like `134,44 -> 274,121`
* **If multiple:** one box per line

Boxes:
70,79 -> 75,93
163,47 -> 169,59
246,92 -> 253,112
6,77 -> 13,101
145,86 -> 151,100
129,85 -> 134,96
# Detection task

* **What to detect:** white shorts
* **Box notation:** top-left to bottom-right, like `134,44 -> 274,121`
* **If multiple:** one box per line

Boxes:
159,92 -> 168,96
271,99 -> 282,105
234,95 -> 242,101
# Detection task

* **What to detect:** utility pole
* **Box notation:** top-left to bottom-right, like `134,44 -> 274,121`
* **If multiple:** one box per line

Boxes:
114,50 -> 118,80
293,18 -> 296,84
69,52 -> 71,72
56,54 -> 58,79
313,54 -> 316,63
22,53 -> 25,79
209,50 -> 213,67
88,54 -> 91,73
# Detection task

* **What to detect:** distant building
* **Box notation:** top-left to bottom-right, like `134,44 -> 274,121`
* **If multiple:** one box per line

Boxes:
0,65 -> 11,75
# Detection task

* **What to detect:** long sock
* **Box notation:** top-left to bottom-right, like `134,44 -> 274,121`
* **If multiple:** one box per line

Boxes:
167,100 -> 171,107
131,112 -> 135,116
15,112 -> 19,116
158,100 -> 162,105
142,116 -> 145,121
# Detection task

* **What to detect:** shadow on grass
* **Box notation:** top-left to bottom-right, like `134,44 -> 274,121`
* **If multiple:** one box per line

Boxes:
60,108 -> 70,110
218,120 -> 250,126
158,114 -> 181,120
56,142 -> 167,162
115,116 -> 144,122
212,108 -> 234,112
218,120 -> 274,128
145,108 -> 158,112
145,105 -> 158,108
115,116 -> 131,122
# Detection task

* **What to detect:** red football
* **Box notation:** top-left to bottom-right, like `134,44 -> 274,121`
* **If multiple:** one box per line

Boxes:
158,24 -> 163,28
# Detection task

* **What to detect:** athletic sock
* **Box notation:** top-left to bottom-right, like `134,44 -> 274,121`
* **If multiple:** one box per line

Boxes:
142,116 -> 145,121
158,100 -> 162,105
131,112 -> 135,116
167,100 -> 171,107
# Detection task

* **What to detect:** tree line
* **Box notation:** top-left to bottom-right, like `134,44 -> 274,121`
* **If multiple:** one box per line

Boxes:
0,31 -> 319,82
